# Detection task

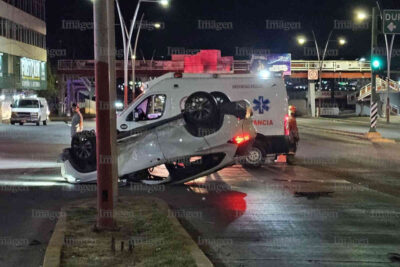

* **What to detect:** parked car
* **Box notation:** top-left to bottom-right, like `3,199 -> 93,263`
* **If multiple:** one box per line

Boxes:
116,73 -> 294,167
10,97 -> 49,126
61,92 -> 256,184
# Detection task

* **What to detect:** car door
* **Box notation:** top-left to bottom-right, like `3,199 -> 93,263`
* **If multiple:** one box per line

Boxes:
156,119 -> 210,161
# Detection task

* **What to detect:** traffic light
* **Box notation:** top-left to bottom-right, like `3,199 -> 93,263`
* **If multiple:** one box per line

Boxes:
371,56 -> 383,72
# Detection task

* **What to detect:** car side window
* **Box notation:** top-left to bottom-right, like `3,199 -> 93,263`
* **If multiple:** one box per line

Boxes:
127,94 -> 166,122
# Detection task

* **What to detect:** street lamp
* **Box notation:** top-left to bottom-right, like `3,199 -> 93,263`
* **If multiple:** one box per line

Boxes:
297,31 -> 348,117
297,36 -> 307,45
115,0 -> 169,108
355,10 -> 368,21
160,0 -> 169,6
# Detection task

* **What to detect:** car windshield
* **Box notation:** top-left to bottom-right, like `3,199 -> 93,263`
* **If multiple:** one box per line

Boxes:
14,100 -> 39,108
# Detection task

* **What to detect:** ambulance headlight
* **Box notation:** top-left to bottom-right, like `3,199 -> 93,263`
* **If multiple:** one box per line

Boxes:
259,70 -> 271,79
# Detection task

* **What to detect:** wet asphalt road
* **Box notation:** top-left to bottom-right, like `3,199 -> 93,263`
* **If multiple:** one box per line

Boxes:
0,119 -> 399,267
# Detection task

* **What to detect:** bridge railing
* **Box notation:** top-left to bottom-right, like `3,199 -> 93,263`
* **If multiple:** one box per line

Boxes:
358,77 -> 400,101
58,59 -> 185,71
290,60 -> 371,72
58,59 -> 371,73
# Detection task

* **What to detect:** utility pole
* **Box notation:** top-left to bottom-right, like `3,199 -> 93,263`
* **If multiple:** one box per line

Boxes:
93,0 -> 118,230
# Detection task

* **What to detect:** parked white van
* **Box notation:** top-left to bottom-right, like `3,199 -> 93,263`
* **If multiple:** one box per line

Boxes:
11,97 -> 49,126
117,73 -> 294,167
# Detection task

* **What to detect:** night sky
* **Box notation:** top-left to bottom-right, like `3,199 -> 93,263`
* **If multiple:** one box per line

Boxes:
46,0 -> 400,64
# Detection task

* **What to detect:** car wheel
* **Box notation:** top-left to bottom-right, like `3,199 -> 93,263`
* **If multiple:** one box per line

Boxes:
43,120 -> 47,126
36,120 -> 40,126
11,121 -> 15,125
71,131 -> 97,163
184,92 -> 218,126
244,142 -> 266,168
19,122 -> 24,126
210,92 -> 230,106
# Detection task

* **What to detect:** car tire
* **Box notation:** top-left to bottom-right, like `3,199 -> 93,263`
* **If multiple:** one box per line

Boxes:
36,120 -> 40,126
43,120 -> 47,126
71,131 -> 97,163
184,92 -> 218,126
243,142 -> 266,168
11,121 -> 15,125
19,122 -> 24,126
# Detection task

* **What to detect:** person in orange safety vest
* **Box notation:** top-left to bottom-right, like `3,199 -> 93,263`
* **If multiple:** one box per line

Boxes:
288,105 -> 299,153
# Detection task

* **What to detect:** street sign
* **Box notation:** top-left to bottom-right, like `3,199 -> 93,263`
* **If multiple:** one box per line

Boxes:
383,10 -> 400,34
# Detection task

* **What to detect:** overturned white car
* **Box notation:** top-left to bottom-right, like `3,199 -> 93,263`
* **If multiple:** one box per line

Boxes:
61,92 -> 256,184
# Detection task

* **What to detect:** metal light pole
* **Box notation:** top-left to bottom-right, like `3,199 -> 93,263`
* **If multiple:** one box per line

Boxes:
115,0 -> 168,107
131,13 -> 145,100
298,31 -> 346,117
93,0 -> 118,229
385,36 -> 395,123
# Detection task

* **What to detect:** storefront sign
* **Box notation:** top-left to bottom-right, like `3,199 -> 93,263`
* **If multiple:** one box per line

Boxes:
20,58 -> 46,89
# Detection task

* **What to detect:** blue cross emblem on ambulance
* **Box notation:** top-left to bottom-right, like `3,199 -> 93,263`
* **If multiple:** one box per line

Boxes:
253,96 -> 270,114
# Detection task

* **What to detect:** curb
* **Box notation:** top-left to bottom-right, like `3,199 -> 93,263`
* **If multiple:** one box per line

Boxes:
312,117 -> 400,129
42,208 -> 67,267
42,197 -> 213,267
151,197 -> 213,267
299,125 -> 397,143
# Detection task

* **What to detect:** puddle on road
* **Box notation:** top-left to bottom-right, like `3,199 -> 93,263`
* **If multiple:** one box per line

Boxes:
294,191 -> 334,200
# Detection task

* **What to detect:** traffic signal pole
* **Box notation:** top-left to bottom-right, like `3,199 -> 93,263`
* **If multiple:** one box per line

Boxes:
369,7 -> 379,133
93,0 -> 118,230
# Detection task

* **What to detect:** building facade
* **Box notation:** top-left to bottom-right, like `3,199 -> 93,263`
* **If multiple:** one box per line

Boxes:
0,0 -> 47,120
0,0 -> 47,93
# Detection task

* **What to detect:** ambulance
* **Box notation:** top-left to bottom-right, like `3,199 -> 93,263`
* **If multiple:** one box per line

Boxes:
117,72 -> 294,167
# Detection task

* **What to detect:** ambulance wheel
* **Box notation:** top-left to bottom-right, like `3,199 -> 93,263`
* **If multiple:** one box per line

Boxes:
71,131 -> 96,163
243,142 -> 266,168
210,92 -> 230,106
184,92 -> 218,126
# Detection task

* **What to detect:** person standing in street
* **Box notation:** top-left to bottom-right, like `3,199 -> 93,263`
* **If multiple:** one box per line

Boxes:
71,103 -> 83,137
288,105 -> 299,152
